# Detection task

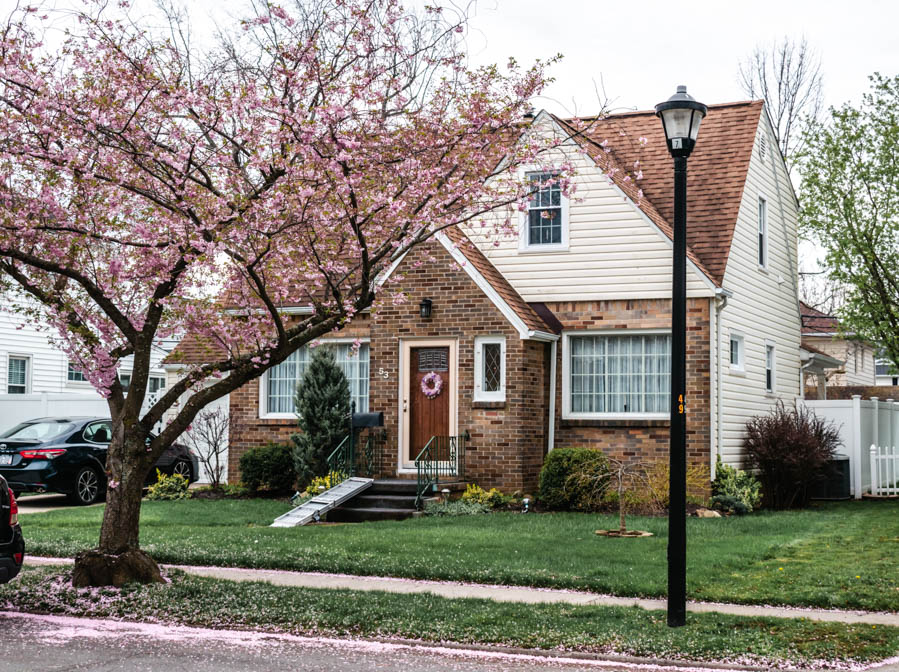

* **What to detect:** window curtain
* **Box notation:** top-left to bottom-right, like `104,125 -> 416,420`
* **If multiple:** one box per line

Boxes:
267,344 -> 369,414
569,334 -> 670,414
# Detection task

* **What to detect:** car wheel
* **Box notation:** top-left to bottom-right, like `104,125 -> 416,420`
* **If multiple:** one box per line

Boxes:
172,460 -> 192,482
70,466 -> 103,505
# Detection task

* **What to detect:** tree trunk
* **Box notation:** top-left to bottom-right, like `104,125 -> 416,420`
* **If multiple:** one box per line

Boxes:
72,430 -> 164,587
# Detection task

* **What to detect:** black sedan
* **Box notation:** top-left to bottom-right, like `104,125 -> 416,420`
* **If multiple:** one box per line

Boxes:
0,417 -> 199,505
0,474 -> 24,583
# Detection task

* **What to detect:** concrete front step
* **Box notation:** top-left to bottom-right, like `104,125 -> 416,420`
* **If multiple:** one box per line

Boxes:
351,494 -> 419,510
326,506 -> 422,523
328,478 -> 467,522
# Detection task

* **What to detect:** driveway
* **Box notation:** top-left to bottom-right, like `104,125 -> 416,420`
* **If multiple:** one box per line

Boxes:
15,493 -> 101,515
0,611 -> 732,672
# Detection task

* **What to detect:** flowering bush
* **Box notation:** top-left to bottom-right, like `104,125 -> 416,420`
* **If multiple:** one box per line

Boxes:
146,471 -> 189,501
461,484 -> 520,509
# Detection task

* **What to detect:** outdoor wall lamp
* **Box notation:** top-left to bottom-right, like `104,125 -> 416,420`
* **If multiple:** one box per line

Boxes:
655,85 -> 707,629
419,298 -> 433,319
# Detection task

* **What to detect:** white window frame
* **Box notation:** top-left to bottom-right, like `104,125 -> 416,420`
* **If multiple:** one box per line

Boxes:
518,168 -> 570,253
6,354 -> 31,394
259,338 -> 371,419
757,194 -> 768,270
765,341 -> 776,393
729,332 -> 745,373
473,336 -> 506,402
561,329 -> 671,420
66,361 -> 91,387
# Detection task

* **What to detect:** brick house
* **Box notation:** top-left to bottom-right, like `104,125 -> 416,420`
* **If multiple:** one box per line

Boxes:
166,98 -> 802,492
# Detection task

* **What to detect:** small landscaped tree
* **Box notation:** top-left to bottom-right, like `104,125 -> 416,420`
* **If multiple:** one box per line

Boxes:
181,406 -> 241,490
291,346 -> 351,487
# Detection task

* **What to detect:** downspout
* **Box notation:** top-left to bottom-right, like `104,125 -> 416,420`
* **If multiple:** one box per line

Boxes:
547,339 -> 557,453
713,287 -> 732,478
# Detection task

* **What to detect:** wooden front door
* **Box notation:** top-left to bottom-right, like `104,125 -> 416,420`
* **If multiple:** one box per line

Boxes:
408,346 -> 451,463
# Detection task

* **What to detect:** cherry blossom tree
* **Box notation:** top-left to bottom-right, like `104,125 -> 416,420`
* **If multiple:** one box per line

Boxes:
0,0 -> 573,585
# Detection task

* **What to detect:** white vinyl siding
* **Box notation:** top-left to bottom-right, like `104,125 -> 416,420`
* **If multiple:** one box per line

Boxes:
262,341 -> 370,417
716,115 -> 802,467
473,336 -> 506,402
563,331 -> 670,419
464,126 -> 714,302
0,298 -> 173,397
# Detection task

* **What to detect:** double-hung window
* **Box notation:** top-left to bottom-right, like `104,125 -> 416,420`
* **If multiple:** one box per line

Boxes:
765,343 -> 776,392
264,342 -> 370,416
564,332 -> 671,418
474,336 -> 506,402
7,356 -> 28,394
522,171 -> 567,250
758,196 -> 768,269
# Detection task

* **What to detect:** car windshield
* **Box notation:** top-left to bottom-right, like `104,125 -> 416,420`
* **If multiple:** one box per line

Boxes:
0,421 -> 76,442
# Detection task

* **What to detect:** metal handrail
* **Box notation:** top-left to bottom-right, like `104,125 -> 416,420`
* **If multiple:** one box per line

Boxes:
414,434 -> 465,508
326,435 -> 352,482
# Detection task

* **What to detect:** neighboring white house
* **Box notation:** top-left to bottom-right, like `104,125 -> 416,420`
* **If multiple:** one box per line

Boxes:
0,296 -> 177,433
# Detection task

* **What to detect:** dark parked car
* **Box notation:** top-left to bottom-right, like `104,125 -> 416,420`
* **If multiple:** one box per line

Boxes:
0,474 -> 24,583
0,417 -> 199,505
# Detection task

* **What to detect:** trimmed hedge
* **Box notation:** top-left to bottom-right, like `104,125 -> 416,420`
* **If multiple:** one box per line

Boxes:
239,443 -> 296,494
538,447 -> 610,511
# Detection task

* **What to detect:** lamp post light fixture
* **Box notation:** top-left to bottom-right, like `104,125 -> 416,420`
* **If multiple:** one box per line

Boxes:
655,85 -> 707,629
419,298 -> 433,319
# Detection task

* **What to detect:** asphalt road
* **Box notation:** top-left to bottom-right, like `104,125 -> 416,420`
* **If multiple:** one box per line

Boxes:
0,612 -> 723,672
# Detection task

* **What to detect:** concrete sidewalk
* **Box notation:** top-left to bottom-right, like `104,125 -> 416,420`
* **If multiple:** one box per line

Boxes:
25,556 -> 899,627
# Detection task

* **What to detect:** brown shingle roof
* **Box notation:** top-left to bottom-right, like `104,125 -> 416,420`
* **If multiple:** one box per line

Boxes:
800,301 -> 842,335
443,226 -> 554,334
162,332 -> 226,366
559,100 -> 765,286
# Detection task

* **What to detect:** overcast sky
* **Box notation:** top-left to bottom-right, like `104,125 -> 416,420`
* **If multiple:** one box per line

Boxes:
458,0 -> 895,116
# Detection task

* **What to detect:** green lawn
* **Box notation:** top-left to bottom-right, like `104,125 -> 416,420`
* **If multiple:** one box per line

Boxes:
19,499 -> 899,611
3,565 -> 897,669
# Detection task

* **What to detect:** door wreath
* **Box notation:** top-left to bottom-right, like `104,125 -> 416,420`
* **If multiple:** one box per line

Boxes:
421,371 -> 444,399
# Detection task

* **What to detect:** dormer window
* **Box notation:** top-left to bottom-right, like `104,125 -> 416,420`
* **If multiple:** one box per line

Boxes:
521,171 -> 568,251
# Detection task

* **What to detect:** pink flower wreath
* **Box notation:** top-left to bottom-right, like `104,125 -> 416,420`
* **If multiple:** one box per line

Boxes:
421,371 -> 443,399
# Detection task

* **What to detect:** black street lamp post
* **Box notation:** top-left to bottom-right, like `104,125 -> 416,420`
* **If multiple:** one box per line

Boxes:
654,85 -> 707,628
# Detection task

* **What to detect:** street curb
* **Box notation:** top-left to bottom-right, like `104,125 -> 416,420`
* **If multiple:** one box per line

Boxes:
22,556 -> 899,628
364,637 -> 771,671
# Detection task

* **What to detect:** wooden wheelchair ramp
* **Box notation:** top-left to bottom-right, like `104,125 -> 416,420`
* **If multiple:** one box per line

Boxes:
270,477 -> 374,528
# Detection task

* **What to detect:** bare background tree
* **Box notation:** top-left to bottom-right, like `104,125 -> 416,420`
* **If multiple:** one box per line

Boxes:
799,270 -> 843,315
739,36 -> 824,169
181,407 -> 241,490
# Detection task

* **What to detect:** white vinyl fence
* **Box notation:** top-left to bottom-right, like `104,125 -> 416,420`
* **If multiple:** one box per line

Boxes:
870,444 -> 899,496
0,390 -> 167,435
801,395 -> 899,499
0,392 -> 108,434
